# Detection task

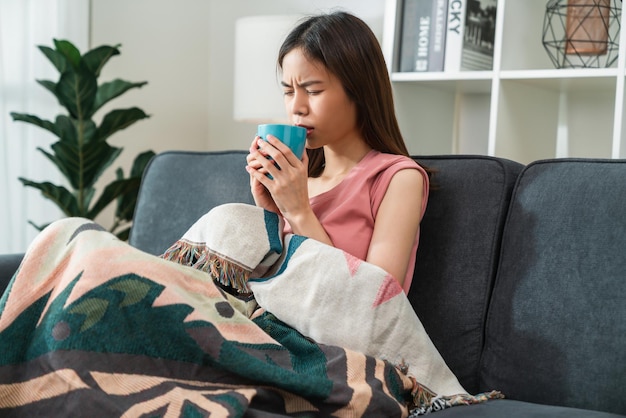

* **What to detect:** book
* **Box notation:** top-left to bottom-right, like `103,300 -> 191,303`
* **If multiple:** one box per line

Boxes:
460,0 -> 497,70
399,0 -> 434,72
428,0 -> 449,72
443,0 -> 467,72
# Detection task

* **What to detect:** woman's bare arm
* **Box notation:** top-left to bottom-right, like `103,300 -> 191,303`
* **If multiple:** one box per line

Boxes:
366,168 -> 425,286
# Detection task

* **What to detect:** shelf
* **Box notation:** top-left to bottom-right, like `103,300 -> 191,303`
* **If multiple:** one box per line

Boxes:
391,71 -> 494,81
500,68 -> 621,80
391,73 -> 492,94
500,72 -> 618,94
383,0 -> 625,162
495,79 -> 616,162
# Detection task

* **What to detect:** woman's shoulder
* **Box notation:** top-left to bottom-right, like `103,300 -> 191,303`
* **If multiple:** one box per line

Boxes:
366,151 -> 429,207
364,150 -> 416,165
360,150 -> 426,178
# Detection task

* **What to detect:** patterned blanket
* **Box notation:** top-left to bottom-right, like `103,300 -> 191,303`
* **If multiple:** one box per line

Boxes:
0,203 -> 501,417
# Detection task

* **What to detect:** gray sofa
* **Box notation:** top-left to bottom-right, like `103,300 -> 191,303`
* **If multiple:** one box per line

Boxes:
0,150 -> 625,417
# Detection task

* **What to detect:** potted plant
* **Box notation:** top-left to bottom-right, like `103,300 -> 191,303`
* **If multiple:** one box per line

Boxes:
10,39 -> 155,240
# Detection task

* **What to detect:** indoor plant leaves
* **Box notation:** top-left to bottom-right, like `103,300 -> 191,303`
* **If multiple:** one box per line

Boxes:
10,39 -> 155,240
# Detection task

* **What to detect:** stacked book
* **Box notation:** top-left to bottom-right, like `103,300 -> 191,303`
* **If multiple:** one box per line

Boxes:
398,0 -> 497,73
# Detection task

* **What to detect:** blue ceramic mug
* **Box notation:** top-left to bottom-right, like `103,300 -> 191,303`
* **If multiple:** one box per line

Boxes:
257,124 -> 307,158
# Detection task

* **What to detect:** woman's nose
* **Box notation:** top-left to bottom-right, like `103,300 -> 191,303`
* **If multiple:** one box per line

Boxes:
290,91 -> 308,116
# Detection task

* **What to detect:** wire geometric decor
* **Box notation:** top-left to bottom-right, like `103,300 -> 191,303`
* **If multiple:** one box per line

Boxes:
542,0 -> 621,68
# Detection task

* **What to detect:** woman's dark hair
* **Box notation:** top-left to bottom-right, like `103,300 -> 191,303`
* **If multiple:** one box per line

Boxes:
278,11 -> 415,178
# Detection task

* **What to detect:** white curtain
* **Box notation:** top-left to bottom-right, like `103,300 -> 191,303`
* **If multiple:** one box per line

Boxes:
0,0 -> 89,253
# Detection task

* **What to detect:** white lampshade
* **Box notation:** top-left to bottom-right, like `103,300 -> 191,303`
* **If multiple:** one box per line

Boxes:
233,15 -> 300,123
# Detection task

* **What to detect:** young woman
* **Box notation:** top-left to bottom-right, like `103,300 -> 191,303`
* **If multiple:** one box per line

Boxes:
245,11 -> 430,293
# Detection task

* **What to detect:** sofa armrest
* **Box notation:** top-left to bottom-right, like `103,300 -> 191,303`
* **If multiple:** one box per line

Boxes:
0,254 -> 23,294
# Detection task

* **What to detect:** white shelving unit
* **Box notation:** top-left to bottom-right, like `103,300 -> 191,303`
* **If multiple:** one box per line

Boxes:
382,0 -> 626,163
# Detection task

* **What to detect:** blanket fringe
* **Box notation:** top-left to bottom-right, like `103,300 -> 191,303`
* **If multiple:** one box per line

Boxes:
405,374 -> 504,416
160,240 -> 252,293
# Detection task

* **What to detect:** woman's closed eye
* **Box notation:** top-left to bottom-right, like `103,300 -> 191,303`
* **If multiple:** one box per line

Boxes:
283,89 -> 321,96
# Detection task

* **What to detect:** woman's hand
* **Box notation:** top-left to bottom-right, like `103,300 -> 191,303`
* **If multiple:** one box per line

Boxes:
246,135 -> 310,218
246,136 -> 280,214
246,135 -> 334,248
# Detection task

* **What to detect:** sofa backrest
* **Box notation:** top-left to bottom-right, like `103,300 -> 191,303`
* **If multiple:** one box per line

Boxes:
411,156 -> 523,394
130,150 -> 254,255
480,159 -> 626,415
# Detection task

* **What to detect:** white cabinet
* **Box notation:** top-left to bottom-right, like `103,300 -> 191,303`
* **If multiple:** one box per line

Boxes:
382,0 -> 626,163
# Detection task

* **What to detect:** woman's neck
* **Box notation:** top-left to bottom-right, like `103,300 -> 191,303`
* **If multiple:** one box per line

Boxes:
321,142 -> 372,180
307,141 -> 372,198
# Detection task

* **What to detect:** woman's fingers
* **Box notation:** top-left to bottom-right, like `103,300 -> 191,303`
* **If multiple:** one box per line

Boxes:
247,134 -> 305,183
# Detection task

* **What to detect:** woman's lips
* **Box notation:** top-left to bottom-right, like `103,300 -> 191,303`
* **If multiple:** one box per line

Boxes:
297,125 -> 313,136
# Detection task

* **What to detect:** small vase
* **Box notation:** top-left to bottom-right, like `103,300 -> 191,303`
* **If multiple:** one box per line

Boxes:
542,0 -> 621,68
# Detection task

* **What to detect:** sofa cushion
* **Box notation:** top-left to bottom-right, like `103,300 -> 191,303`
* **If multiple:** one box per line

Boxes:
480,159 -> 626,415
410,155 -> 524,394
130,151 -> 254,255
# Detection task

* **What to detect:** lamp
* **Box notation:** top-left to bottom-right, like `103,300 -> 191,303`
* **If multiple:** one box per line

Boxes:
233,15 -> 301,123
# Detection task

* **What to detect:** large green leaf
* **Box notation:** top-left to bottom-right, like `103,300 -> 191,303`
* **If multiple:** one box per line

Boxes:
27,220 -> 51,232
37,45 -> 67,73
92,80 -> 148,116
88,177 -> 141,220
130,150 -> 156,178
10,113 -> 57,137
50,141 -> 122,190
115,150 -> 155,222
56,69 -> 97,119
115,189 -> 138,222
81,45 -> 120,77
36,79 -> 58,98
18,178 -> 79,216
54,116 -> 97,147
37,147 -> 101,213
53,39 -> 81,69
77,187 -> 96,217
95,107 -> 149,142
82,143 -> 123,189
37,147 -> 73,186
113,167 -> 132,221
54,115 -> 77,145
73,118 -> 97,144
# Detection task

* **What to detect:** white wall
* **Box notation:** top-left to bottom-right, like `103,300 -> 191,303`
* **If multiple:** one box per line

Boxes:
91,0 -> 385,156
91,0 -> 212,159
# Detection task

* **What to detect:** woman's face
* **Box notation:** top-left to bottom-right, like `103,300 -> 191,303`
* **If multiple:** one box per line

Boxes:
280,48 -> 360,150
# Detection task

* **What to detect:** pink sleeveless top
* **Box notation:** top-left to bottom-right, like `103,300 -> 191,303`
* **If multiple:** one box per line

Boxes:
284,150 -> 429,294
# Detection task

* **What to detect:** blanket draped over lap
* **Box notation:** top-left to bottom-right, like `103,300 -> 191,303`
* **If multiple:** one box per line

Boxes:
0,203 -> 502,417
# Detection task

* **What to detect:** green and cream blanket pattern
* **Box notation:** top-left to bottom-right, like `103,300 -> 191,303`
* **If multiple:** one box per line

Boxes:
0,203 -> 501,416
